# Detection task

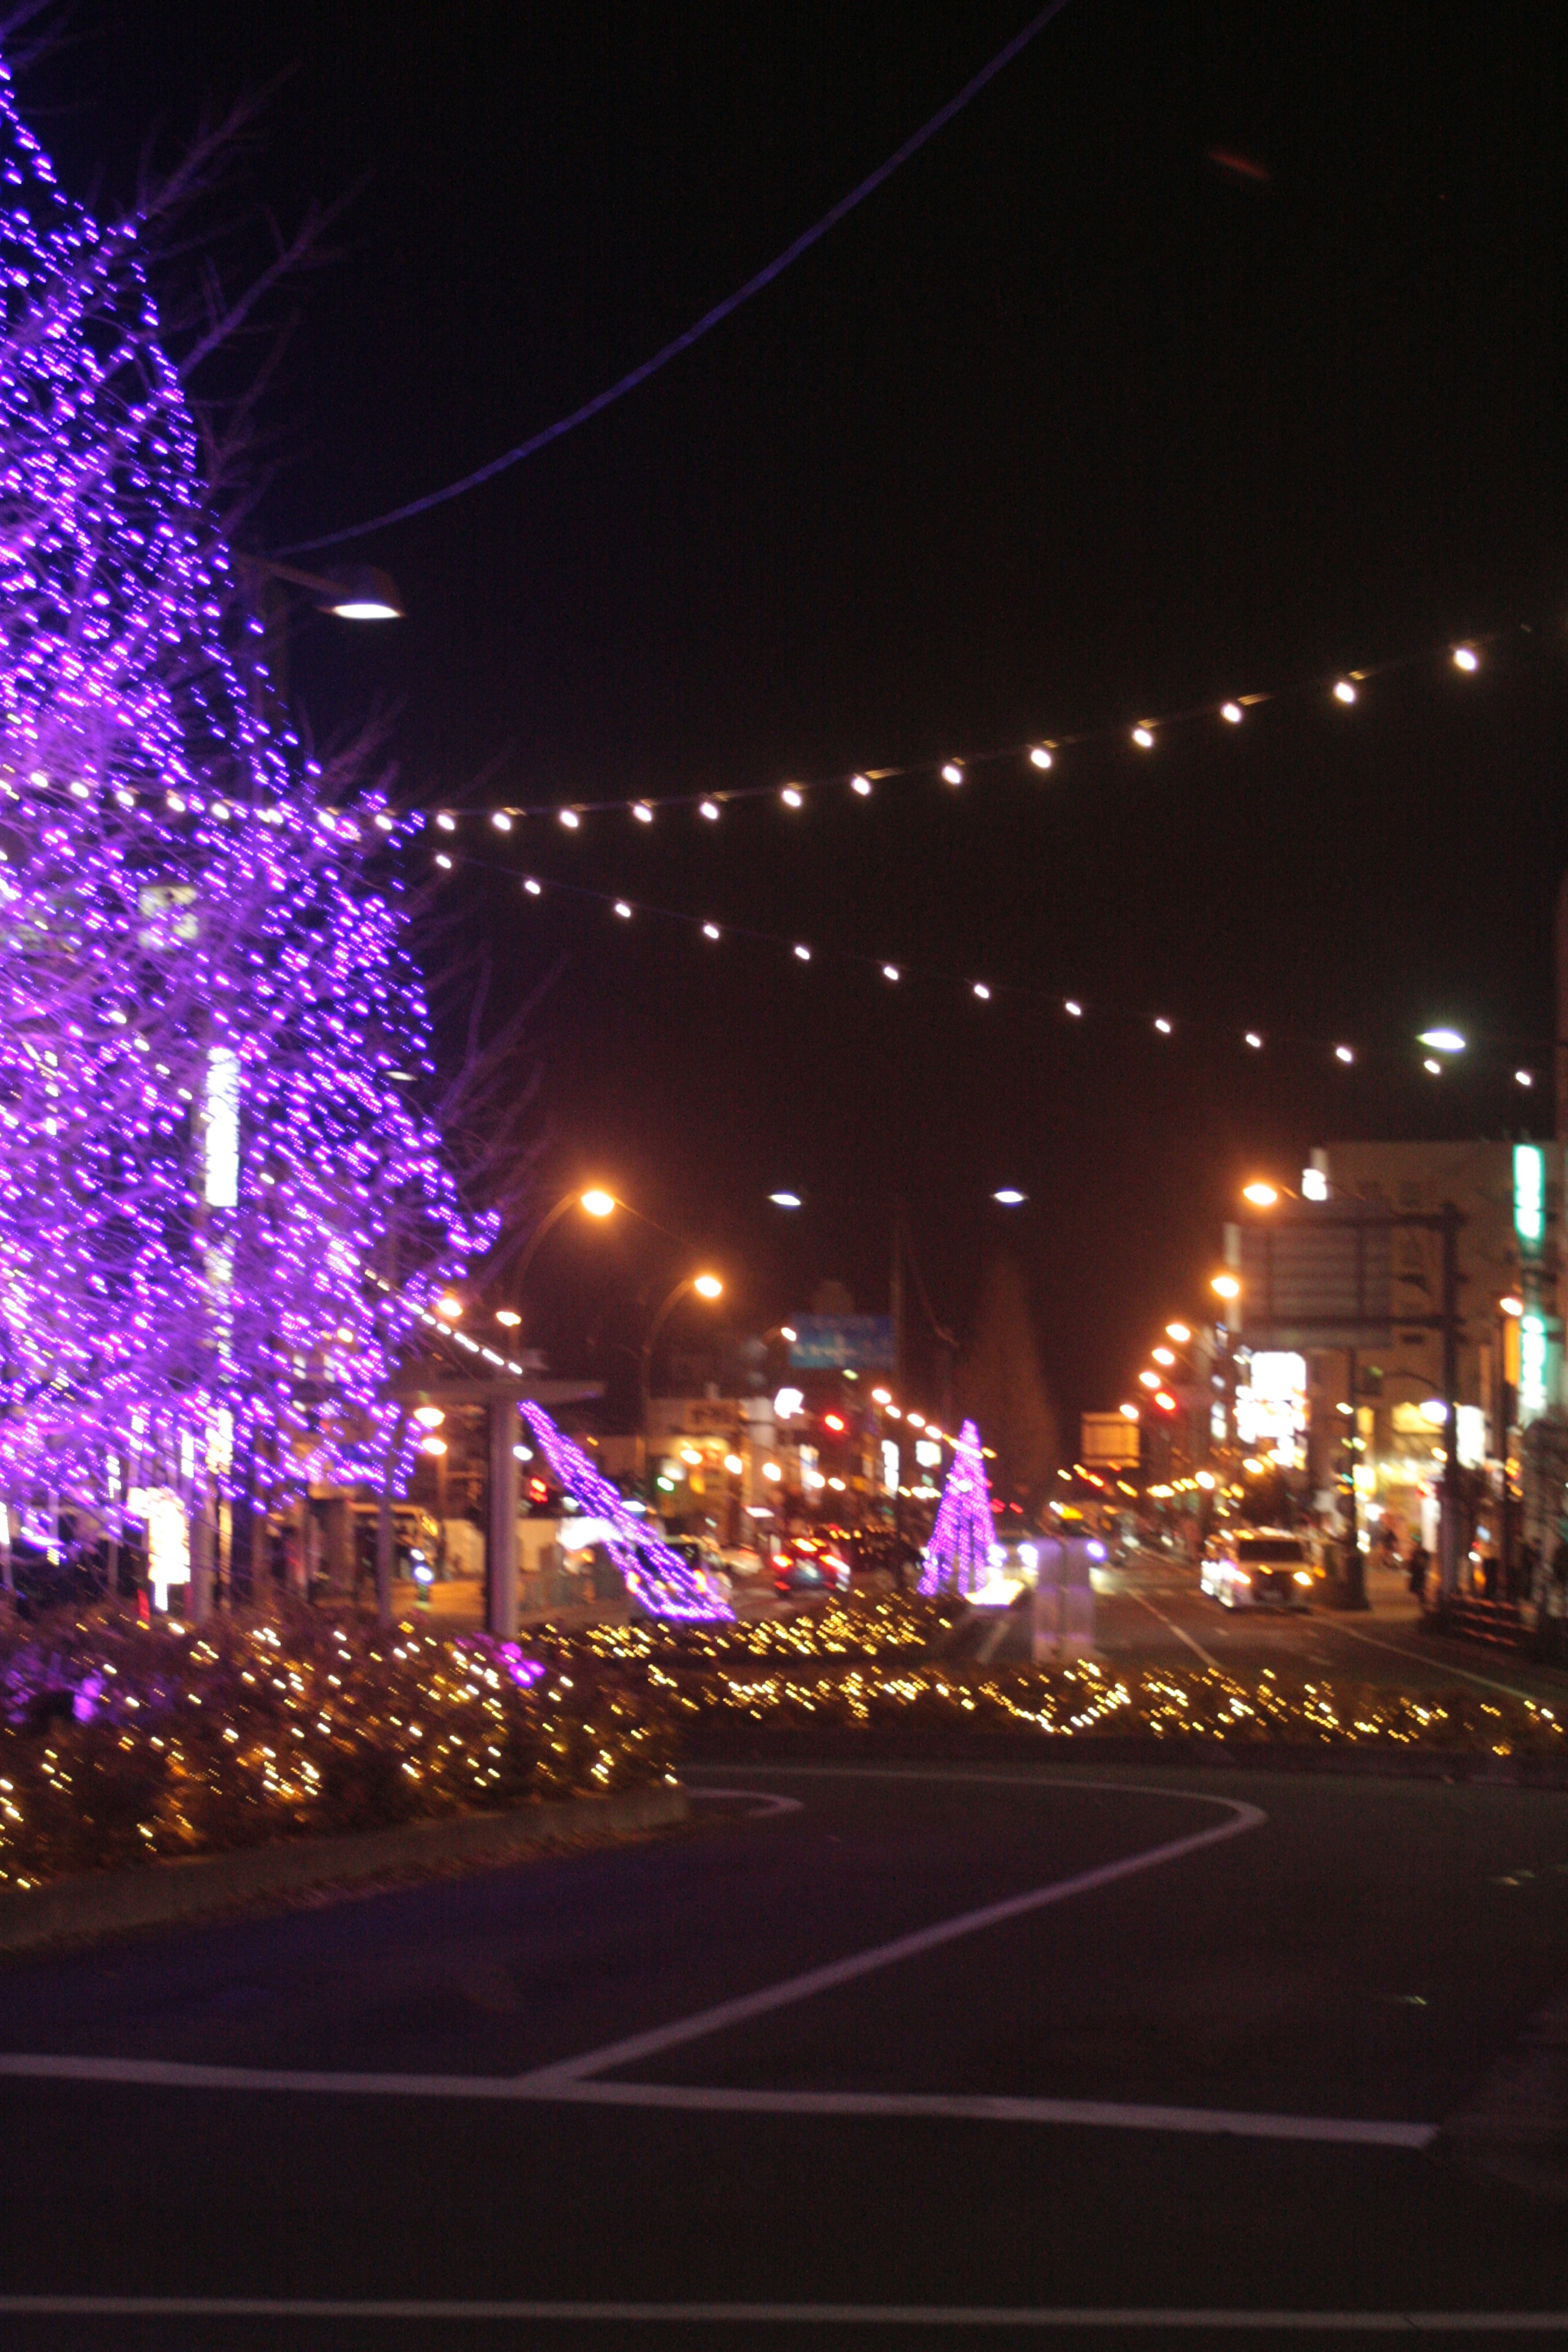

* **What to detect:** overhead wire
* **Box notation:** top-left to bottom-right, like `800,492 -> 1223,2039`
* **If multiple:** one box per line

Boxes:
276,1 -> 1075,555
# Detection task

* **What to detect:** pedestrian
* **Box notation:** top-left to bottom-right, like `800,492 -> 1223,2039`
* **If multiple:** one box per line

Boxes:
1405,1540 -> 1431,1603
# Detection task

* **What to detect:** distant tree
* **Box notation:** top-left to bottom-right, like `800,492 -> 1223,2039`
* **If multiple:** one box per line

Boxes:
956,1253 -> 1060,1512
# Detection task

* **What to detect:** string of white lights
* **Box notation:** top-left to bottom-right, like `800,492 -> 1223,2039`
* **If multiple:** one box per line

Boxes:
431,841 -> 1545,1090
409,623 -> 1517,832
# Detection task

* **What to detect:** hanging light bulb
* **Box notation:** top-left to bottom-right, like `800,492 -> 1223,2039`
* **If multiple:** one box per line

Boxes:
793,943 -> 811,962
1244,1031 -> 1263,1049
1334,1045 -> 1355,1064
523,877 -> 542,896
882,964 -> 901,982
613,901 -> 632,920
1064,999 -> 1082,1017
972,982 -> 991,1001
702,922 -> 720,940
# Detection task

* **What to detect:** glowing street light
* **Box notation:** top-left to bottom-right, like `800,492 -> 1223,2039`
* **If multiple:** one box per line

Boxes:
1152,1346 -> 1175,1368
1165,1322 -> 1191,1345
769,1192 -> 803,1208
1138,1370 -> 1161,1390
693,1272 -> 724,1301
993,1188 -> 1027,1206
580,1188 -> 617,1218
1242,1181 -> 1280,1208
434,1293 -> 462,1321
1118,1403 -> 1139,1421
1211,1272 -> 1241,1302
495,1308 -> 522,1328
1417,1029 -> 1466,1055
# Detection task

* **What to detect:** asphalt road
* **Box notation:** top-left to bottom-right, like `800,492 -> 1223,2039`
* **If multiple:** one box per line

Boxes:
953,1547 -> 1568,1714
2,1753 -> 1568,2345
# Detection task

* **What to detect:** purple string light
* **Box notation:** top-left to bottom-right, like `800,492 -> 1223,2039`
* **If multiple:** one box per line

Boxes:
0,60 -> 483,1524
517,1403 -> 733,1621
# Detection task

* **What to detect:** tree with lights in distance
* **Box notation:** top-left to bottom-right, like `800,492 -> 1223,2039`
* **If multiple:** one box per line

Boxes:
918,1420 -> 996,1597
0,55 -> 484,1574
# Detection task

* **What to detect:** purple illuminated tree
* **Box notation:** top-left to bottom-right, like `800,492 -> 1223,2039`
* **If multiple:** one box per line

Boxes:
0,60 -> 482,1541
918,1420 -> 995,1597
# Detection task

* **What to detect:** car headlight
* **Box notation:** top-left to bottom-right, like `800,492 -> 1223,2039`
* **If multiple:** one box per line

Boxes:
1293,1569 -> 1313,1586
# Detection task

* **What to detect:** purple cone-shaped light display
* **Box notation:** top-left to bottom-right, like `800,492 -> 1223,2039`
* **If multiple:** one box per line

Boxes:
918,1419 -> 994,1596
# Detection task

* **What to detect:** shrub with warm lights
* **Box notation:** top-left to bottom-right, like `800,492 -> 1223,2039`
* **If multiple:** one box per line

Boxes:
0,1608 -> 675,1890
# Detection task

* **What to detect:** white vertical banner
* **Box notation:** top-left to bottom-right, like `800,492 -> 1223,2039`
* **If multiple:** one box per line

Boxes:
203,1046 -> 241,1208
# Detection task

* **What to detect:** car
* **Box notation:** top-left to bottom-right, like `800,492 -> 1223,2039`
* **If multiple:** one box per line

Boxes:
772,1535 -> 851,1595
1200,1527 -> 1316,1610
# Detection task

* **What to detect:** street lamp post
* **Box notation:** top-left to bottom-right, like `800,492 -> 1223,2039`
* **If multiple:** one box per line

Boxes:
506,1188 -> 618,1340
639,1273 -> 724,1492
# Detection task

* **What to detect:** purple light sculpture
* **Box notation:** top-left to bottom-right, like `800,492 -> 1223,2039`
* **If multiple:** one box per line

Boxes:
917,1419 -> 995,1597
0,60 -> 484,1532
517,1403 -> 733,1621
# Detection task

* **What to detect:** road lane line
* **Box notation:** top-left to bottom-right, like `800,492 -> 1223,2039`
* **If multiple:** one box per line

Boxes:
0,2050 -> 1430,2145
516,1797 -> 1264,2085
1128,1589 -> 1222,1670
1317,1617 -> 1563,1705
0,2297 -> 1560,2326
535,2077 -> 1434,2146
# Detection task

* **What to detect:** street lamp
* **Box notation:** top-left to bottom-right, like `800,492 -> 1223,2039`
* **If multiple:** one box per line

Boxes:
1242,1181 -> 1280,1208
639,1272 -> 725,1486
505,1187 -> 620,1335
1210,1272 -> 1241,1302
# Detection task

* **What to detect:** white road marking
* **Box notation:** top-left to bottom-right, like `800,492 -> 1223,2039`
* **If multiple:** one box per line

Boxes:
519,1795 -> 1264,2085
0,1776 -> 1427,2148
0,2049 -> 1428,2144
528,2076 -> 1434,2146
0,2297 -> 1561,2328
1319,1617 -> 1561,1706
1128,1588 -> 1222,1670
686,1789 -> 803,1816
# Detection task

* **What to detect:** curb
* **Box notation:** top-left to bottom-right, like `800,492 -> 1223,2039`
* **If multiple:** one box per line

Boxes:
0,1780 -> 688,1957
681,1726 -> 1568,1786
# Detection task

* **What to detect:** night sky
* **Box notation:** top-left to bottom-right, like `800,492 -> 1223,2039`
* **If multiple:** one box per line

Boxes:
25,2 -> 1568,1430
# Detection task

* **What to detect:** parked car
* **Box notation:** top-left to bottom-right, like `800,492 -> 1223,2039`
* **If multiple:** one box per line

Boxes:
1200,1527 -> 1317,1610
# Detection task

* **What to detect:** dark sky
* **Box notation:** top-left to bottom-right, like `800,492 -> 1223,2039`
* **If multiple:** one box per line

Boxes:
24,2 -> 1568,1428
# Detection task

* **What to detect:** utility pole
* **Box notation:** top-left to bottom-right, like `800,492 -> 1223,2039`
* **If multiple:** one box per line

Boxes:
1341,1345 -> 1365,1608
1440,1200 -> 1463,1596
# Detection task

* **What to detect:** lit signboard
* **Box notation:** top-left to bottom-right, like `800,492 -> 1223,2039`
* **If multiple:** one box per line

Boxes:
1514,1144 -> 1545,1256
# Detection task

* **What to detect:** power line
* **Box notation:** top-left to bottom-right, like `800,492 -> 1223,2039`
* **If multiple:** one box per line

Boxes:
276,2 -> 1074,555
